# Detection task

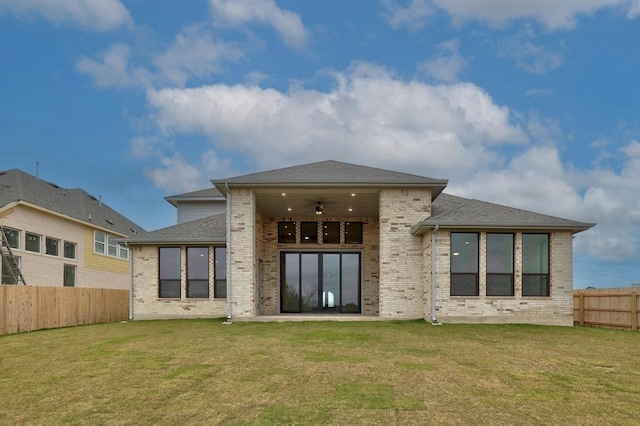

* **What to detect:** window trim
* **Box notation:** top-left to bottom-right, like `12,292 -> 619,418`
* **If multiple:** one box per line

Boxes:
94,230 -> 129,260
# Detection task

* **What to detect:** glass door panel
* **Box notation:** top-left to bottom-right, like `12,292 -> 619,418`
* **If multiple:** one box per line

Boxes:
301,253 -> 319,312
281,253 -> 300,312
322,254 -> 340,311
341,253 -> 360,313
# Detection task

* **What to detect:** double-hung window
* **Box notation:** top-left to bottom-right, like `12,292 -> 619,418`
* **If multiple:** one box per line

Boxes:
522,234 -> 550,296
159,247 -> 181,298
486,233 -> 514,296
450,232 -> 479,296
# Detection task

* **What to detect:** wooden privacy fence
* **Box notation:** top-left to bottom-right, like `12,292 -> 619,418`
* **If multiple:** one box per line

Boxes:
573,288 -> 639,331
0,286 -> 129,335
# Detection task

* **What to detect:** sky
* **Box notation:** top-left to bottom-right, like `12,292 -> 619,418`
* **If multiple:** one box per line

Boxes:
1,0 -> 640,289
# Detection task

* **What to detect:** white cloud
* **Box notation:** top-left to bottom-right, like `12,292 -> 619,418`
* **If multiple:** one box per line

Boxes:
153,26 -> 243,87
525,88 -> 554,97
146,62 -> 526,180
209,0 -> 309,48
430,0 -> 621,31
76,44 -> 148,88
627,0 -> 640,18
499,27 -> 564,74
418,39 -> 467,82
382,0 -> 432,32
144,154 -> 207,194
0,0 -> 132,31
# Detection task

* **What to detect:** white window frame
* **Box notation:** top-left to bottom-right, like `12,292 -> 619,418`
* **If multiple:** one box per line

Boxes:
94,230 -> 129,260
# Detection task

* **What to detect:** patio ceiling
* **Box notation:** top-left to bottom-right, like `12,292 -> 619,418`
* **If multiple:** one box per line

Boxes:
254,188 -> 380,218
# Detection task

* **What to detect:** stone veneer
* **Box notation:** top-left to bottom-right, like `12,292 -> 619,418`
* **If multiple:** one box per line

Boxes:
131,245 -> 227,319
431,230 -> 574,326
378,188 -> 431,319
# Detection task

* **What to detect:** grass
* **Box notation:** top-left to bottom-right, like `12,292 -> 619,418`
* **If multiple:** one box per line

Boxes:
1,320 -> 639,425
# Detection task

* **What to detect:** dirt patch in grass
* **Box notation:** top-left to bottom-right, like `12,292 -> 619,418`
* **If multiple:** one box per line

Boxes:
1,320 -> 639,425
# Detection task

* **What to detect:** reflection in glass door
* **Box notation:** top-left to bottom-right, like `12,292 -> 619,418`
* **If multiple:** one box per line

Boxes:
280,252 -> 361,314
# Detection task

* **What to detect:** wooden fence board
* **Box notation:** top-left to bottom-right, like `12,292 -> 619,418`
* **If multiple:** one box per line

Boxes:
0,286 -> 129,335
574,289 -> 640,331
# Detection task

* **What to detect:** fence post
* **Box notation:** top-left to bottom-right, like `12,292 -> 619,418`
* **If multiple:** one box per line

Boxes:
579,292 -> 585,326
631,291 -> 638,331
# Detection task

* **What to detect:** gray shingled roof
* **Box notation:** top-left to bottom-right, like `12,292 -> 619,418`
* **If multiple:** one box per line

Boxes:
164,187 -> 224,207
0,169 -> 144,237
125,213 -> 226,245
412,193 -> 595,234
213,160 -> 448,195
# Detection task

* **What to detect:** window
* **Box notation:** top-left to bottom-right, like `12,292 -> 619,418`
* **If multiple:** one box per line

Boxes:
1,256 -> 20,284
486,233 -> 514,296
300,222 -> 318,244
63,264 -> 76,287
2,227 -> 19,249
278,222 -> 296,244
187,247 -> 209,298
344,222 -> 363,244
107,235 -> 118,257
214,247 -> 227,298
522,234 -> 550,297
450,233 -> 479,296
322,222 -> 340,244
94,231 -> 128,260
64,241 -> 76,259
159,247 -> 181,298
94,231 -> 106,254
45,237 -> 60,256
25,233 -> 41,253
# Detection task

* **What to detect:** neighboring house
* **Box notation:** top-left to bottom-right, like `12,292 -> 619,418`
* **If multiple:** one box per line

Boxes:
0,169 -> 144,289
128,160 -> 595,325
164,188 -> 226,224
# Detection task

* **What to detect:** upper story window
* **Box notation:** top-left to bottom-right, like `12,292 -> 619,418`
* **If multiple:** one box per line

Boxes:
522,234 -> 550,297
486,233 -> 514,296
2,227 -> 19,249
25,233 -> 41,253
94,231 -> 129,260
450,232 -> 479,296
45,237 -> 60,256
64,241 -> 76,259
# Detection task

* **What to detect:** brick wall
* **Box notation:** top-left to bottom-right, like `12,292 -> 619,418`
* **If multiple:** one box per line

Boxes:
432,230 -> 574,326
229,189 -> 257,318
378,188 -> 431,319
131,245 -> 227,319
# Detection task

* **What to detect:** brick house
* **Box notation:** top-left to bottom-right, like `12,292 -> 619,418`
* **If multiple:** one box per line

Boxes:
0,169 -> 144,289
128,161 -> 594,325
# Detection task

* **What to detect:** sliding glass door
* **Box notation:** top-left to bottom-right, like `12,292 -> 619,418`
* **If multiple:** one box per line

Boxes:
280,252 -> 361,314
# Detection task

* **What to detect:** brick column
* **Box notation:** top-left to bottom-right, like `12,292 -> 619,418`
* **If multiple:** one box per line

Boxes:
229,189 -> 256,318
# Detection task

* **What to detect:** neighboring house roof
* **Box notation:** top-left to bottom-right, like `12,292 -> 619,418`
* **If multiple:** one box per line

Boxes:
0,169 -> 145,237
125,213 -> 226,245
212,160 -> 448,197
412,193 -> 595,235
164,188 -> 225,207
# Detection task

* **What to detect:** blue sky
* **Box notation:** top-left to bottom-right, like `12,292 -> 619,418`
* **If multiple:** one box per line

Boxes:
2,0 -> 640,288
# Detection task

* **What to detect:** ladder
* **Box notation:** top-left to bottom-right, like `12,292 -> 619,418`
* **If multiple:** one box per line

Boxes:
1,225 -> 27,285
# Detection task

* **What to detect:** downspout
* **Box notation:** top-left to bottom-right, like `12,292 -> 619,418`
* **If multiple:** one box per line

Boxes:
431,224 -> 440,324
225,183 -> 233,324
126,242 -> 133,321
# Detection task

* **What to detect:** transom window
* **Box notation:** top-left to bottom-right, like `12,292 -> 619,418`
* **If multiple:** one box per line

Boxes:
450,233 -> 479,296
278,222 -> 296,244
300,222 -> 318,244
522,234 -> 550,297
344,222 -> 363,244
322,222 -> 340,244
486,233 -> 514,296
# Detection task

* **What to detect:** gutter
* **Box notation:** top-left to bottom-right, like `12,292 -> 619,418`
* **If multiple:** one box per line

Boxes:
431,224 -> 440,324
225,183 -> 232,324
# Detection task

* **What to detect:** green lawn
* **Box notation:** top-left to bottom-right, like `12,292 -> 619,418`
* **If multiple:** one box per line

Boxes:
1,320 -> 639,425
